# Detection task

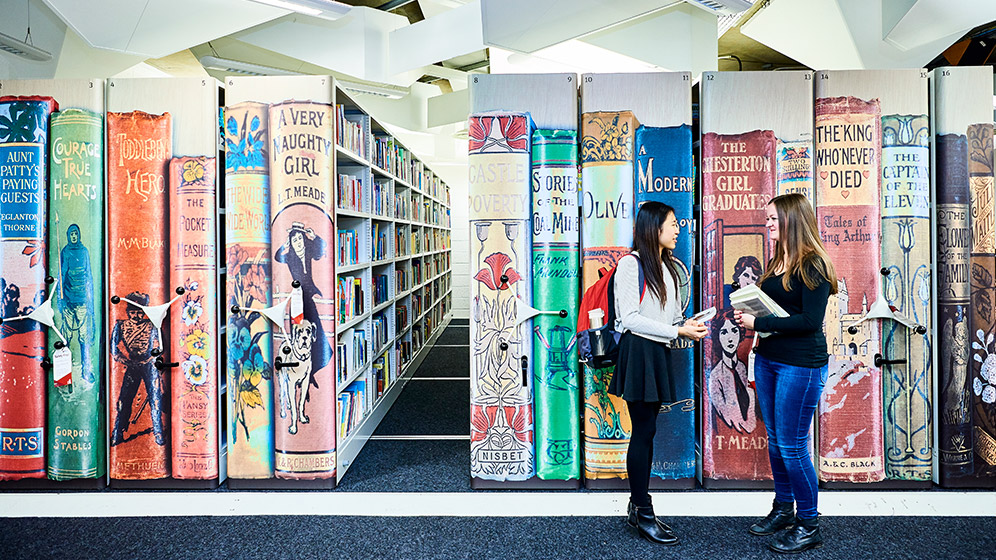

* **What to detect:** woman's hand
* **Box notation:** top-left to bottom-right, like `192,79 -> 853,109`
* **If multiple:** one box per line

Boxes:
678,319 -> 708,341
734,309 -> 755,330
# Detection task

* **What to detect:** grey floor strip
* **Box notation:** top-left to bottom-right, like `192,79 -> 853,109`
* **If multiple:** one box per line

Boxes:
432,344 -> 470,347
410,377 -> 469,381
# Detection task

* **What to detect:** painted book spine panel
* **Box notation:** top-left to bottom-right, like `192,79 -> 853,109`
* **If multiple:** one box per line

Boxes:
468,113 -> 535,482
46,108 -> 105,480
268,101 -> 336,480
814,96 -> 885,483
777,139 -> 814,200
580,111 -> 637,480
224,101 -> 274,479
635,124 -> 696,480
106,110 -> 171,480
701,130 -> 776,481
935,133 -> 973,481
880,113 -> 931,480
531,129 -> 580,481
0,96 -> 56,480
169,156 -> 218,479
967,123 -> 996,477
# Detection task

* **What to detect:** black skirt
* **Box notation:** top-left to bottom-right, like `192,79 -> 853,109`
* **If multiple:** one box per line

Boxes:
607,332 -> 676,404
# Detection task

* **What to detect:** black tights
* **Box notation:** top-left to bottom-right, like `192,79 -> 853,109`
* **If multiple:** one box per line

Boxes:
626,400 -> 661,508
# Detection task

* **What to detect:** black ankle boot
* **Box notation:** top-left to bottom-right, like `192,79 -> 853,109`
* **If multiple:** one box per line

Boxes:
749,500 -> 796,536
769,515 -> 823,554
627,497 -> 676,535
626,500 -> 679,545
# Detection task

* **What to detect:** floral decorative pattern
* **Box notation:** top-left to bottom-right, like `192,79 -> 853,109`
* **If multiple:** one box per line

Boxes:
226,246 -> 271,442
468,115 -> 529,153
21,240 -> 43,268
182,159 -> 205,183
225,112 -> 266,171
973,328 -> 996,404
474,252 -> 520,291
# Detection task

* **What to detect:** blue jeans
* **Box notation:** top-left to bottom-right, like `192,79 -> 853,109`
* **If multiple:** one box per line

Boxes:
753,353 -> 828,519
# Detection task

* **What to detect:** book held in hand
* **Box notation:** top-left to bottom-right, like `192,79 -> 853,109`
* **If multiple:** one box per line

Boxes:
729,283 -> 788,337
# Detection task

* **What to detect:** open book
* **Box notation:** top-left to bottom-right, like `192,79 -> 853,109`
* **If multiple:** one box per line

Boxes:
730,283 -> 788,337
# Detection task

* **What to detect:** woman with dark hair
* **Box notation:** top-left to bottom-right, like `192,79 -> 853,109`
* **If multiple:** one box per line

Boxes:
735,193 -> 837,554
275,222 -> 332,377
709,308 -> 755,433
607,201 -> 707,545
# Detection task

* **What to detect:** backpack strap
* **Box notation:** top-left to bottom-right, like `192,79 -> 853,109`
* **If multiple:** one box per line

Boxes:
606,253 -> 647,329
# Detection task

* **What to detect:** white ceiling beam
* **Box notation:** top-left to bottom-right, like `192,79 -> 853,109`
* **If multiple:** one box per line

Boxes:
882,0 -> 996,52
41,0 -> 289,57
388,0 -> 483,75
741,0 -> 994,70
580,2 -> 718,76
480,0 -> 682,54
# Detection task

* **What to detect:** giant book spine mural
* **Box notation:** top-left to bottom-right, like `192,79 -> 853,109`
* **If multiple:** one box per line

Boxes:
531,129 -> 580,481
935,133 -> 973,481
968,122 -> 996,479
635,124 -> 695,480
268,101 -> 336,480
107,111 -> 171,480
814,94 -> 885,483
170,156 -> 218,479
469,112 -> 535,482
880,103 -> 931,481
0,95 -> 55,480
777,140 -> 813,199
580,111 -> 637,479
46,107 -> 105,480
701,129 -> 775,481
225,101 -> 274,479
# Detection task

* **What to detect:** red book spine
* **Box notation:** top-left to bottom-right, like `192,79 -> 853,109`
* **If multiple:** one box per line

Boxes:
700,129 -> 777,482
169,156 -> 218,479
106,111 -> 171,480
0,95 -> 57,480
815,96 -> 885,483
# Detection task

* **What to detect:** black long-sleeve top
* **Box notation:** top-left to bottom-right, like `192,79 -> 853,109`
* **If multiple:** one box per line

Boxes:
752,260 -> 832,368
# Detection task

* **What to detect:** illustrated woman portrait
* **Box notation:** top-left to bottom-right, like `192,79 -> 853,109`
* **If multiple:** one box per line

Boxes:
723,255 -> 763,309
274,221 -> 332,378
709,308 -> 756,434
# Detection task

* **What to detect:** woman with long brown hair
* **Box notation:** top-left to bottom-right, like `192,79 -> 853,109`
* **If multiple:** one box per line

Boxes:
607,201 -> 707,545
735,193 -> 837,554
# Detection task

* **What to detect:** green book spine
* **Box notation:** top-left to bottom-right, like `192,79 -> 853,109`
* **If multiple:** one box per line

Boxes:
531,129 -> 580,481
46,108 -> 105,479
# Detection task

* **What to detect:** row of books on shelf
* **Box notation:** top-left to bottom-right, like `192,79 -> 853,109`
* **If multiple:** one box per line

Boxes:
412,296 -> 423,319
396,304 -> 408,332
396,268 -> 409,293
336,105 -> 368,160
338,351 -> 397,440
337,276 -> 365,323
336,328 -> 368,385
338,229 -> 360,266
338,378 -> 368,439
372,222 -> 390,261
372,313 -> 389,353
374,274 -> 390,306
412,261 -> 423,285
373,135 -> 413,183
396,229 -> 409,256
372,180 -> 392,218
337,172 -> 364,212
394,191 -> 411,220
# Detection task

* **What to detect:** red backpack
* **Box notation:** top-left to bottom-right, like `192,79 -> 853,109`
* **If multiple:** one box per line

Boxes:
576,253 -> 645,366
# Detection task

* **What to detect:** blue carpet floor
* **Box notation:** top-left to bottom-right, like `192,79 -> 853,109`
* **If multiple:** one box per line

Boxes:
0,515 -> 991,559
